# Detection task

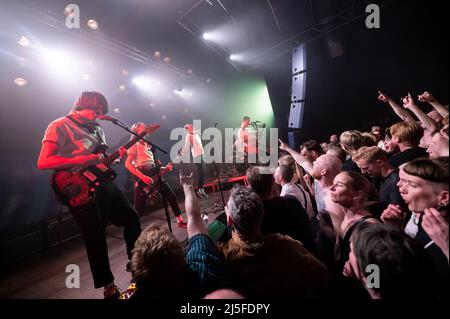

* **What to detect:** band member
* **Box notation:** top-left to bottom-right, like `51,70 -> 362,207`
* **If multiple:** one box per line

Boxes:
236,116 -> 258,165
125,122 -> 187,227
37,91 -> 141,299
180,124 -> 208,199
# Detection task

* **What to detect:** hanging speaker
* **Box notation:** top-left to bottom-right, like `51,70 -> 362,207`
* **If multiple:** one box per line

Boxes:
288,130 -> 302,150
290,43 -> 306,129
292,43 -> 306,75
288,102 -> 304,129
291,72 -> 306,102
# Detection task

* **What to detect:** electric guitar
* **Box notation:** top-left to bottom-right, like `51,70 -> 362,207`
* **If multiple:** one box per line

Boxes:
51,124 -> 160,209
136,162 -> 174,201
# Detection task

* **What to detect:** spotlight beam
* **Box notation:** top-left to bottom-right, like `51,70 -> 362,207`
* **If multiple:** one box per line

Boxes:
5,0 -> 206,84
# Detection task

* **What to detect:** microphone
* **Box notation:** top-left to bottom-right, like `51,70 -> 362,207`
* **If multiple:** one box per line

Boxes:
214,122 -> 218,128
97,115 -> 117,122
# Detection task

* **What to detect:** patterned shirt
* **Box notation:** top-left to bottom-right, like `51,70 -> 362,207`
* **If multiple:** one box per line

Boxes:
120,233 -> 229,300
42,110 -> 107,158
185,233 -> 230,293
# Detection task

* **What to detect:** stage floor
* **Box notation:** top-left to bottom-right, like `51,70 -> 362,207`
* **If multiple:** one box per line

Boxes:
0,190 -> 230,299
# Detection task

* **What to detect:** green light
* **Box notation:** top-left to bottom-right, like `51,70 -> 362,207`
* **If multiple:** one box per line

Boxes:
228,77 -> 275,127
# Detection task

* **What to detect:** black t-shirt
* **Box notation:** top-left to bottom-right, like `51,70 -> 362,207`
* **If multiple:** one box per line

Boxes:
388,147 -> 428,168
415,222 -> 449,299
337,215 -> 378,273
375,170 -> 408,211
342,158 -> 362,173
261,196 -> 317,256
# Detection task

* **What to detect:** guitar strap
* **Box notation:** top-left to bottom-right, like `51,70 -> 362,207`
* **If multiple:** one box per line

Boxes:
66,115 -> 108,152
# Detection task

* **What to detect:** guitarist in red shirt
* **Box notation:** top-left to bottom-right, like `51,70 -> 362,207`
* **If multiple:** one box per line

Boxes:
125,122 -> 187,227
37,91 -> 142,299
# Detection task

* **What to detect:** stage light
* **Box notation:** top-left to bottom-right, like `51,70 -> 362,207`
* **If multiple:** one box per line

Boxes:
119,84 -> 126,91
43,49 -> 77,73
82,73 -> 90,81
154,51 -> 161,59
163,57 -> 171,64
113,108 -> 120,114
206,78 -> 212,83
14,77 -> 27,86
162,115 -> 167,119
203,32 -> 211,40
132,76 -> 151,88
229,53 -> 248,63
17,36 -> 30,46
122,69 -> 128,76
87,19 -> 98,30
132,76 -> 160,95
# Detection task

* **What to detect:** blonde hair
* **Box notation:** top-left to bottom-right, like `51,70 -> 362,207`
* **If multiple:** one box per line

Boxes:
390,121 -> 424,147
443,115 -> 449,127
361,132 -> 378,146
353,146 -> 387,163
340,130 -> 364,153
278,154 -> 309,190
131,225 -> 185,294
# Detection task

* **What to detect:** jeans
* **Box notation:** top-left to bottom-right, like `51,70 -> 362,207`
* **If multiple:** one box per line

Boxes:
70,182 -> 141,288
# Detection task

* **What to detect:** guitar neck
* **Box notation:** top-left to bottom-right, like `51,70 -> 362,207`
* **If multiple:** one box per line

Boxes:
103,131 -> 147,166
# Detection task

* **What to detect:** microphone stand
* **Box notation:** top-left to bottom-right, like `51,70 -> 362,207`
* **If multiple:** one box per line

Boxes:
211,123 -> 226,210
251,121 -> 266,166
106,118 -> 173,233
250,122 -> 259,166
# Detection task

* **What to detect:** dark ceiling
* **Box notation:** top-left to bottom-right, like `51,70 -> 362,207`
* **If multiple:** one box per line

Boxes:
3,0 -> 375,77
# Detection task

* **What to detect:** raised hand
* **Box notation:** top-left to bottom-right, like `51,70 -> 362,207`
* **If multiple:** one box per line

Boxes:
402,93 -> 416,110
381,204 -> 405,229
422,207 -> 449,260
279,139 -> 289,151
377,91 -> 391,103
418,91 -> 436,103
179,170 -> 194,186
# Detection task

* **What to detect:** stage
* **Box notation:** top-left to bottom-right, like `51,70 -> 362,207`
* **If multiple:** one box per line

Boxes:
0,190 -> 230,299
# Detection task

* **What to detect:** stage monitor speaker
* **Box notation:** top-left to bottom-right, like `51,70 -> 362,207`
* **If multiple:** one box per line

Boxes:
292,43 -> 306,74
288,102 -> 304,129
207,211 -> 230,243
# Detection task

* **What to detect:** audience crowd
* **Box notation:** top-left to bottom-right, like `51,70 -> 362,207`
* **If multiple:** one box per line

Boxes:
118,90 -> 448,300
